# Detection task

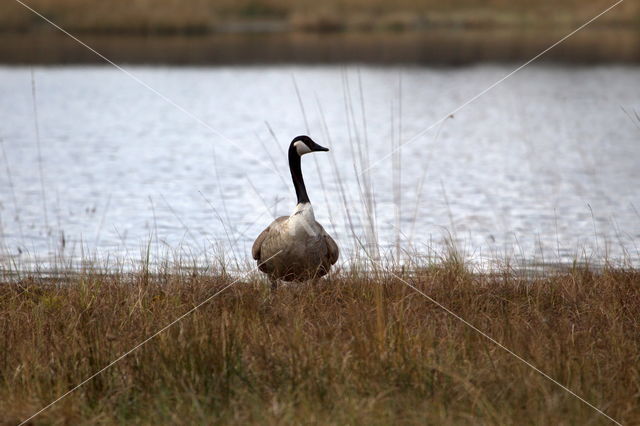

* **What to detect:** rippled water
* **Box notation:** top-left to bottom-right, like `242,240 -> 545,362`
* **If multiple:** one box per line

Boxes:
0,65 -> 639,268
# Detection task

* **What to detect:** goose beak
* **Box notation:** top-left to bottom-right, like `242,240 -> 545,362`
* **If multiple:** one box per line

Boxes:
314,144 -> 329,152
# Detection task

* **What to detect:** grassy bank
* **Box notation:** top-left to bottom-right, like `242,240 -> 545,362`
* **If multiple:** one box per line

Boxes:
1,260 -> 638,424
2,0 -> 638,35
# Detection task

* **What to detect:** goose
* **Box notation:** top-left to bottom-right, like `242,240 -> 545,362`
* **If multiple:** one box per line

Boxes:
252,135 -> 339,289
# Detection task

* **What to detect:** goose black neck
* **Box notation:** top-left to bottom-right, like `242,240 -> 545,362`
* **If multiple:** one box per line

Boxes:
288,146 -> 310,204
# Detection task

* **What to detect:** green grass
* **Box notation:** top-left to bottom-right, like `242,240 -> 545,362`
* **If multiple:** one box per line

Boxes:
1,257 -> 638,424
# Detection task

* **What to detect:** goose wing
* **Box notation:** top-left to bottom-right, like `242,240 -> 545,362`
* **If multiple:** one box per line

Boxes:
319,226 -> 339,265
252,216 -> 287,260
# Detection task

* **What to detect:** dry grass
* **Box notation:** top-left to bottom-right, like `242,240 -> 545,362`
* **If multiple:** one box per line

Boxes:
1,0 -> 638,34
1,259 -> 639,424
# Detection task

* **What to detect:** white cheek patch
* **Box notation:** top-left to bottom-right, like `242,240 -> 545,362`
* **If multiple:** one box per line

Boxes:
294,141 -> 312,156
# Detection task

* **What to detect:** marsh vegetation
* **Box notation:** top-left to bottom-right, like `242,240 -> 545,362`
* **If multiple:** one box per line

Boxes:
1,257 -> 639,424
2,0 -> 638,35
2,0 -> 640,64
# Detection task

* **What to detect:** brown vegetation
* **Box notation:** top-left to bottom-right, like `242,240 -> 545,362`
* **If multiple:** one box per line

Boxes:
1,260 -> 639,424
1,0 -> 638,34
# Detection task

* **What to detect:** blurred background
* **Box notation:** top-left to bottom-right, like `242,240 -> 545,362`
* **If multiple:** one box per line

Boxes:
1,0 -> 640,63
0,0 -> 639,270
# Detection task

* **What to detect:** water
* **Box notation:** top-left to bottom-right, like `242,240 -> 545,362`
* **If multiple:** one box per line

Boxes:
0,65 -> 639,269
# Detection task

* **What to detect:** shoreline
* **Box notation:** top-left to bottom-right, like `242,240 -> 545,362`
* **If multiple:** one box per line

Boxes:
2,27 -> 639,65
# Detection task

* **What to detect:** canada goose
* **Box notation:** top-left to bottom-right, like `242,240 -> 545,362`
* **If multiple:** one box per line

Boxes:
252,135 -> 339,289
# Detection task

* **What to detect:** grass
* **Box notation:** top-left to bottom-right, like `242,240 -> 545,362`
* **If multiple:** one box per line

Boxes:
1,256 -> 639,424
1,0 -> 638,34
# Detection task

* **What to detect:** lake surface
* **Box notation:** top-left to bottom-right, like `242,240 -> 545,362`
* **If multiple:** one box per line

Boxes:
0,65 -> 639,269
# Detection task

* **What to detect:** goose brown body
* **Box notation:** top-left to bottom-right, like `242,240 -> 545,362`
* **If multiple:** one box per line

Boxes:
252,204 -> 339,282
252,136 -> 339,285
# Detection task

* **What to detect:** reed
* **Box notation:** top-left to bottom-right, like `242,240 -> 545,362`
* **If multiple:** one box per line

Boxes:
1,255 -> 638,424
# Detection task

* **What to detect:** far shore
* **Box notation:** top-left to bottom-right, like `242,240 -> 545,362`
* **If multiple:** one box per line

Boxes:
1,27 -> 639,65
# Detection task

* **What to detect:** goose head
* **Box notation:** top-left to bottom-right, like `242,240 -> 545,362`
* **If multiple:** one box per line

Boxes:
290,135 -> 329,157
288,135 -> 329,205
